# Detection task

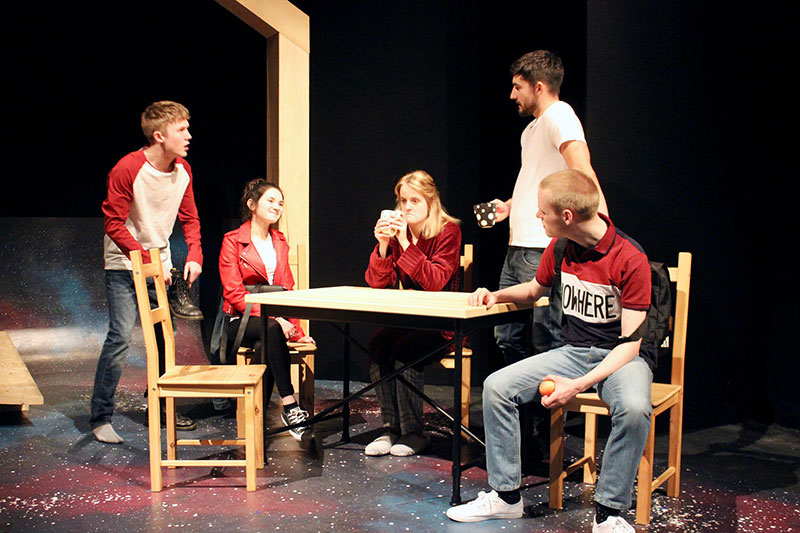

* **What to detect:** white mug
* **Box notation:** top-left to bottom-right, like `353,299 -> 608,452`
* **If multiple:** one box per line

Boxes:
380,209 -> 401,236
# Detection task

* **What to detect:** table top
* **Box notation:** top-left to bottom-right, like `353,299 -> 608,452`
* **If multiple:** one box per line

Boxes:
244,286 -> 531,320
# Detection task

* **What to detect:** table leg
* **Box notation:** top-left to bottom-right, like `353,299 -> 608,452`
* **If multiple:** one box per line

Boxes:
450,332 -> 463,505
342,323 -> 350,443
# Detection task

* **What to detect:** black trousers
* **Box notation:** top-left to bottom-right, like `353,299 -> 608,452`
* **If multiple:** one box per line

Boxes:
226,316 -> 295,399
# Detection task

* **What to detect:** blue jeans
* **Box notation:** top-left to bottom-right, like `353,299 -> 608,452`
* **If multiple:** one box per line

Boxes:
90,270 -> 168,428
494,246 -> 563,364
482,345 -> 653,510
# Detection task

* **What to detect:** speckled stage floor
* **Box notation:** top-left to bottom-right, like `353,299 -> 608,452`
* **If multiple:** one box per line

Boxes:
1,336 -> 799,532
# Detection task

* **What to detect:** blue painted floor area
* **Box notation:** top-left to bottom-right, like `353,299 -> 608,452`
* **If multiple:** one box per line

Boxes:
2,344 -> 800,532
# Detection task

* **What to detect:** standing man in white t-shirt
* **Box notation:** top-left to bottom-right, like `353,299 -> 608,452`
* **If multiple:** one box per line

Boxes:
487,50 -> 608,365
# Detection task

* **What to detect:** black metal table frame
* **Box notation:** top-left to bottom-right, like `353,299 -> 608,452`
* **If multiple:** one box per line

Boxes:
258,302 -> 533,505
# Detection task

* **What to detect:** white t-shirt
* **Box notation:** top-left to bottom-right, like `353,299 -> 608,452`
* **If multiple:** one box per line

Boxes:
251,234 -> 277,284
509,101 -> 586,248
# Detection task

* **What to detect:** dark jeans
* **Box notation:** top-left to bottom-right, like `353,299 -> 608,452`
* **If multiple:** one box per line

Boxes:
493,246 -> 563,365
90,270 -> 168,428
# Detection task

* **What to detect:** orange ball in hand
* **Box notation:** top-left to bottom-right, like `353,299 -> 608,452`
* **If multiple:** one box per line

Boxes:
539,379 -> 556,397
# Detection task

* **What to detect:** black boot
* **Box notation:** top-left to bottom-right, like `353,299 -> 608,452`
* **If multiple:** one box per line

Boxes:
168,268 -> 204,320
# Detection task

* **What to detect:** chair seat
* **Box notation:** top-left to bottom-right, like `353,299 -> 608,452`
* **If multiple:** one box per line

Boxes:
565,383 -> 682,414
438,348 -> 473,369
159,364 -> 266,387
287,341 -> 318,354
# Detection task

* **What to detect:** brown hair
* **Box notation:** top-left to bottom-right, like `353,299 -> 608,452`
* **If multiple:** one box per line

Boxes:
240,179 -> 284,223
140,101 -> 190,144
510,50 -> 564,95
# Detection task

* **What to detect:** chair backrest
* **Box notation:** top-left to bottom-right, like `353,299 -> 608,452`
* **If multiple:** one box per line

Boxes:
667,252 -> 692,388
460,244 -> 473,292
130,249 -> 175,391
288,243 -> 310,333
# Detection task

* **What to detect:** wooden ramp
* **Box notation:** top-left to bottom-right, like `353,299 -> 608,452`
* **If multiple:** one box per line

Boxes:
0,331 -> 44,411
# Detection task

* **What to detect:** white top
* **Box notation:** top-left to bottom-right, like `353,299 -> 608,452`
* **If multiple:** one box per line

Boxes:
251,234 -> 277,284
509,101 -> 586,248
102,152 -> 193,271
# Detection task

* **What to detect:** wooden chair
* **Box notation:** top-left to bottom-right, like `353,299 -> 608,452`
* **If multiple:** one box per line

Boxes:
436,244 -> 474,431
235,244 -> 316,428
548,252 -> 692,524
131,249 -> 266,492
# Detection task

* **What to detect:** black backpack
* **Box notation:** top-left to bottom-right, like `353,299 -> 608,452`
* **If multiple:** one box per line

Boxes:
553,239 -> 672,370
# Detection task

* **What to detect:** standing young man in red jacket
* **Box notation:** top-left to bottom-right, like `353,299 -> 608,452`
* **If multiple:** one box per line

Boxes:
91,101 -> 203,443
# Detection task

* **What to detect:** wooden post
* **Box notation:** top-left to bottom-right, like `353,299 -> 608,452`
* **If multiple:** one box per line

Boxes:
216,0 -> 310,281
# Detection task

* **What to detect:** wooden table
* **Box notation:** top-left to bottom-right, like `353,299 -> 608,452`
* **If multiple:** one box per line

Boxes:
245,286 -> 532,504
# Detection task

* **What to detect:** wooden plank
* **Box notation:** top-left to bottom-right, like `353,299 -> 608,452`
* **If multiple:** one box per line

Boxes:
215,0 -> 309,53
245,286 -> 532,320
0,332 -> 44,408
159,364 -> 266,387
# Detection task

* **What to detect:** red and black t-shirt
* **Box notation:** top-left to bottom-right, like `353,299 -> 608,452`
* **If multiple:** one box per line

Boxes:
536,215 -> 651,350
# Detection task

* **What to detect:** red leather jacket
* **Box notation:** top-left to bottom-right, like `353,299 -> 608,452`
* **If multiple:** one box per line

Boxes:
219,220 -> 304,340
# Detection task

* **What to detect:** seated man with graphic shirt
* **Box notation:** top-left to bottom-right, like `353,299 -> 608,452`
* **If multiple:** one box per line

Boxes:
447,169 -> 652,533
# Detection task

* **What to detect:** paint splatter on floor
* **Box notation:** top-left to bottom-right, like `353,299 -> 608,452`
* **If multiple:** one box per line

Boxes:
1,337 -> 799,532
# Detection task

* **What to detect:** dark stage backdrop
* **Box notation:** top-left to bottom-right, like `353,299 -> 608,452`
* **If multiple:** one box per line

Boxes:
2,1 -> 797,430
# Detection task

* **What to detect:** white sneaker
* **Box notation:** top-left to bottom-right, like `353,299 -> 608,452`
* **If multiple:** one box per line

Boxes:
445,490 -> 524,522
592,515 -> 635,533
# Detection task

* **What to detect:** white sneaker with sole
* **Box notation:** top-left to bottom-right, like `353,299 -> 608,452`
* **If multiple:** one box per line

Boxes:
592,515 -> 635,532
445,490 -> 524,522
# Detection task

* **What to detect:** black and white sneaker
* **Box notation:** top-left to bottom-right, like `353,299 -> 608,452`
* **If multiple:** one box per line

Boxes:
281,406 -> 312,442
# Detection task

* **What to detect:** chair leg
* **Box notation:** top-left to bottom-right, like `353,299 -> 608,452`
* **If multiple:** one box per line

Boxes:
636,415 -> 657,525
236,397 -> 244,439
147,392 -> 163,492
290,360 -> 301,405
244,385 -> 257,491
301,353 -> 315,414
583,413 -> 598,484
237,351 -> 246,439
255,380 -> 264,469
667,396 -> 684,497
548,407 -> 565,509
460,357 -> 471,437
165,397 -> 177,465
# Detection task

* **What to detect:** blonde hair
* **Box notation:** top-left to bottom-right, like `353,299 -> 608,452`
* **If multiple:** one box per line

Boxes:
539,169 -> 599,220
141,101 -> 190,144
394,170 -> 459,239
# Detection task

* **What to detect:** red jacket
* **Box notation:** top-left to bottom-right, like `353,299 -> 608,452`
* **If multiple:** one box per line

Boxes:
365,221 -> 462,293
219,221 -> 304,340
